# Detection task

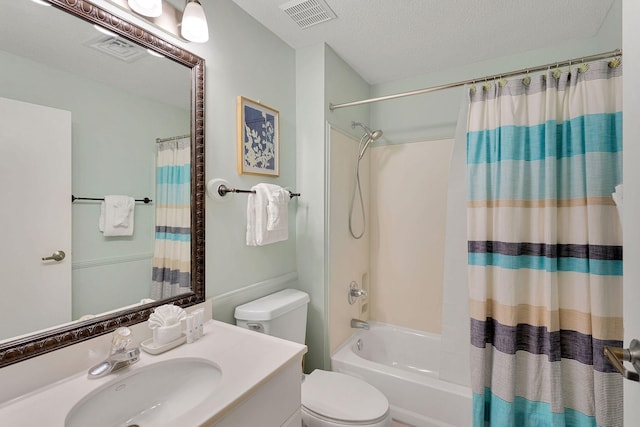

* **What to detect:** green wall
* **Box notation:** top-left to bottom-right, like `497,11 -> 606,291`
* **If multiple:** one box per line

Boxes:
0,48 -> 189,318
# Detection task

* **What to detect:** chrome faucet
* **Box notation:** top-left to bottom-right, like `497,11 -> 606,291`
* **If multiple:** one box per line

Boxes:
350,318 -> 369,330
88,327 -> 140,379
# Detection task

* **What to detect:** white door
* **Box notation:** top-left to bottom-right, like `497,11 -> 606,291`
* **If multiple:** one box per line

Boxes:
0,97 -> 72,340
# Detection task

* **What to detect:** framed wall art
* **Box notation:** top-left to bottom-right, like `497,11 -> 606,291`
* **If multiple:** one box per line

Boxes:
237,96 -> 279,176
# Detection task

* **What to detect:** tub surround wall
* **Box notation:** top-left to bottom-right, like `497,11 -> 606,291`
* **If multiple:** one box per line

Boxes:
327,126 -> 371,354
369,139 -> 453,334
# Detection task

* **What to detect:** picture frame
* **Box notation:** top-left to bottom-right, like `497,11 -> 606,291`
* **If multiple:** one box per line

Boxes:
237,96 -> 279,176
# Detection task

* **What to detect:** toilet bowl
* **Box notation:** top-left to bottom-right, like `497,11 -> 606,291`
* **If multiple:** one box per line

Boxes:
234,289 -> 391,427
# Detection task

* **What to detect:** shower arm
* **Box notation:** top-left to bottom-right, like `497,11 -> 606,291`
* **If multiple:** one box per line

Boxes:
604,339 -> 640,382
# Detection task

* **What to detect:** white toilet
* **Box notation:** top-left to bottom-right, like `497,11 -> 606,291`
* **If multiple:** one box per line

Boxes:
235,289 -> 392,427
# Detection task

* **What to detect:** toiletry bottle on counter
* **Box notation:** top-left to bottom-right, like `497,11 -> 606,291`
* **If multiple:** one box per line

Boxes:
194,308 -> 204,339
186,315 -> 195,344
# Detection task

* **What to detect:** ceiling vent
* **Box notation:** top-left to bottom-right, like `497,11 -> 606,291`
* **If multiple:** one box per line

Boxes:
86,36 -> 146,63
279,0 -> 337,29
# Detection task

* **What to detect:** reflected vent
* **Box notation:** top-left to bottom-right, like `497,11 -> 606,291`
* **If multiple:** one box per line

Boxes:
279,0 -> 337,29
86,36 -> 146,63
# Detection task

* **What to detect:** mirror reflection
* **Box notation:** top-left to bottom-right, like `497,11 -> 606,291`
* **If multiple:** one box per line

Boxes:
0,0 -> 193,343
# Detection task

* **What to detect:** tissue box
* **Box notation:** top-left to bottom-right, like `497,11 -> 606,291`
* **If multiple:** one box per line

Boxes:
153,323 -> 182,345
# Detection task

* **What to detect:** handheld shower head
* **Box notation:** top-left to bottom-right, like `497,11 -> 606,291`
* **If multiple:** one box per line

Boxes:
351,121 -> 383,159
348,121 -> 384,239
368,129 -> 383,141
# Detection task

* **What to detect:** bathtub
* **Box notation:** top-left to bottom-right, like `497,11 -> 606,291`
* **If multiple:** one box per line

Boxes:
330,322 -> 472,427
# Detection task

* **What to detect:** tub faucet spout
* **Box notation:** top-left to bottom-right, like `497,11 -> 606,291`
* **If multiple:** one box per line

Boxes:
351,318 -> 369,330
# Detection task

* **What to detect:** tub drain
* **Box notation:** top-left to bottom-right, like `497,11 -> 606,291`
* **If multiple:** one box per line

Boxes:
356,338 -> 363,351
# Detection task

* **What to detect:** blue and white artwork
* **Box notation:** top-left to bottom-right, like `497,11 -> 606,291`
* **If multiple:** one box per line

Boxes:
239,97 -> 279,176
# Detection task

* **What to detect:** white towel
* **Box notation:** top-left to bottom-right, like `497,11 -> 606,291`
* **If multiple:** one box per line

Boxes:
267,187 -> 289,231
100,195 -> 135,236
246,183 -> 288,246
612,184 -> 623,223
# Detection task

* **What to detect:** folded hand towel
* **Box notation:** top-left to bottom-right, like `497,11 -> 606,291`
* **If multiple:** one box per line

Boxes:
267,187 -> 289,232
246,183 -> 288,246
100,195 -> 135,236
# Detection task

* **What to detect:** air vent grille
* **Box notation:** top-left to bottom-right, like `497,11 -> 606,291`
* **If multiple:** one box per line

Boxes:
279,0 -> 337,29
86,36 -> 146,63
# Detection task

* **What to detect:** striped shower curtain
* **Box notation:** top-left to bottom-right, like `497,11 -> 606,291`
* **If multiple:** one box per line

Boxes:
150,137 -> 191,300
467,59 -> 623,426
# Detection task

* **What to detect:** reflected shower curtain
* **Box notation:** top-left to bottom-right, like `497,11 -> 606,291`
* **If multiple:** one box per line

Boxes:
151,137 -> 191,300
467,60 -> 623,426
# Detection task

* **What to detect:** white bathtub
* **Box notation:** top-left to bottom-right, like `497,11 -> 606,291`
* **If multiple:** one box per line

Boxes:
330,322 -> 472,427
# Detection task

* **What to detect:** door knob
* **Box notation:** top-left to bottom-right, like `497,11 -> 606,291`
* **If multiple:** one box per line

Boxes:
42,250 -> 65,262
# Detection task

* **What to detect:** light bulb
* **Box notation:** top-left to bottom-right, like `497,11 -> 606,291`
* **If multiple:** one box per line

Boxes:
128,0 -> 162,18
181,0 -> 209,43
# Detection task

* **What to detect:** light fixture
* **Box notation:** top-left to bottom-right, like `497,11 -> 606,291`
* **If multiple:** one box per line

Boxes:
181,0 -> 209,43
29,0 -> 51,6
128,0 -> 162,18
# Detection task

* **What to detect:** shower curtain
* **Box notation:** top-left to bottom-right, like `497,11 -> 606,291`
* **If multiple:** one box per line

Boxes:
150,136 -> 191,300
467,60 -> 623,426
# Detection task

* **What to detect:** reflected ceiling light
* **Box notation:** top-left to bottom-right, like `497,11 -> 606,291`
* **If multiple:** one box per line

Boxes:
181,0 -> 209,43
93,24 -> 119,38
30,0 -> 51,6
146,48 -> 165,58
128,0 -> 162,18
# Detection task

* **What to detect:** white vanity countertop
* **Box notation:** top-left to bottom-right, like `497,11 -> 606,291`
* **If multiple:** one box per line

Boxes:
0,320 -> 306,426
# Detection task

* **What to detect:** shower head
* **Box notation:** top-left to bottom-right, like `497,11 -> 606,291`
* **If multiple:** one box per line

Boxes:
352,121 -> 383,159
369,129 -> 383,141
352,121 -> 383,141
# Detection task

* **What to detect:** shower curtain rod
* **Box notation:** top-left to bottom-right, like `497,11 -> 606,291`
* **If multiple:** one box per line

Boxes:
155,134 -> 190,143
329,49 -> 622,111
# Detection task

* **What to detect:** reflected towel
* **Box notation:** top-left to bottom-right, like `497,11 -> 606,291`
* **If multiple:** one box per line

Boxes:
100,195 -> 135,236
246,183 -> 288,246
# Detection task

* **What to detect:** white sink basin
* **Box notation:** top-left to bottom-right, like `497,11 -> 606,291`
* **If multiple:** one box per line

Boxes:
65,357 -> 222,427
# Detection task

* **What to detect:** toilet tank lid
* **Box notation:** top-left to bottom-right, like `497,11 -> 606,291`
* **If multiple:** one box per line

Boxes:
234,289 -> 310,321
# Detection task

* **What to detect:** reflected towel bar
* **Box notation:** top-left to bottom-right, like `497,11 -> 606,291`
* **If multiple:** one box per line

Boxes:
217,184 -> 300,199
71,195 -> 153,204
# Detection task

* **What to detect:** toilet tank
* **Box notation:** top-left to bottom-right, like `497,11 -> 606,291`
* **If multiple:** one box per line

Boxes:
234,289 -> 310,344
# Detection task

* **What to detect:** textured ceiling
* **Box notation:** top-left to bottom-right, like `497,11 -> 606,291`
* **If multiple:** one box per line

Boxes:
231,0 -> 615,85
1,0 -> 190,109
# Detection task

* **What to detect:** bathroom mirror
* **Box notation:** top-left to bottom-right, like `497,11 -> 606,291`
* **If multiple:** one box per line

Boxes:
0,0 -> 205,368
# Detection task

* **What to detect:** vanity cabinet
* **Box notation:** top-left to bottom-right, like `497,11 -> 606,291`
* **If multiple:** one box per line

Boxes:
0,315 -> 307,427
213,357 -> 302,427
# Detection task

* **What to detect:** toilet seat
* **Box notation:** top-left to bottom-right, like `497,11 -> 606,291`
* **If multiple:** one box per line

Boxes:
302,370 -> 390,425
